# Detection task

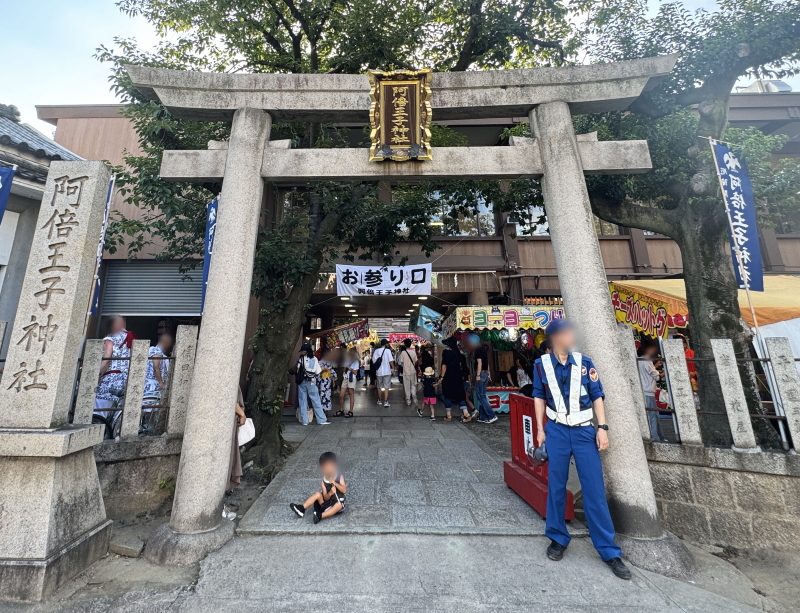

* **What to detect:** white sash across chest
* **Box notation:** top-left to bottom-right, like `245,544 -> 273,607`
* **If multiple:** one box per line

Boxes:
541,353 -> 594,426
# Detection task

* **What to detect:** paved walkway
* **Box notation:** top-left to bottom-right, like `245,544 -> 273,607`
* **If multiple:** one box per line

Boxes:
11,381 -> 765,612
240,382 -> 567,535
26,535 -> 760,613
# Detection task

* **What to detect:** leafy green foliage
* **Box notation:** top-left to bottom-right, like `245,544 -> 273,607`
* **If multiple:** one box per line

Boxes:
588,0 -> 800,115
579,0 -> 800,445
97,0 -> 581,292
725,127 -> 800,233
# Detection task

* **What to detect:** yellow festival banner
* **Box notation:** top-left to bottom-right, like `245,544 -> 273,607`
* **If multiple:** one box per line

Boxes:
609,283 -> 672,339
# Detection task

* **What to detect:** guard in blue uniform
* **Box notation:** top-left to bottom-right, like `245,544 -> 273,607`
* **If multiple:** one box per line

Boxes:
532,318 -> 631,580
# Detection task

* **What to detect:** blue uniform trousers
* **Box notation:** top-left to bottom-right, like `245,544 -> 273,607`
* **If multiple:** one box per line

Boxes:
545,420 -> 621,561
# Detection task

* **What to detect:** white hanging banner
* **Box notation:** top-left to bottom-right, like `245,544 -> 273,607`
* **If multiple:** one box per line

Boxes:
336,263 -> 431,296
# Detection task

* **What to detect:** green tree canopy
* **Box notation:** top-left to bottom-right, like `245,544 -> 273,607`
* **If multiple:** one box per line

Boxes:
578,0 -> 800,445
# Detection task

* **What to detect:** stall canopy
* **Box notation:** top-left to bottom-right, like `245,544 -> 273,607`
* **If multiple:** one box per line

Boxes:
611,276 -> 800,328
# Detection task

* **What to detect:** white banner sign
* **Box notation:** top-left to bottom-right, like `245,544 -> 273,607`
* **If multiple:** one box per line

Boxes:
336,263 -> 431,296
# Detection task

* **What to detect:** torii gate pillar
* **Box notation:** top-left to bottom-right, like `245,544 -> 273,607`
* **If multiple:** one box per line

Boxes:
144,108 -> 271,565
531,101 -> 694,576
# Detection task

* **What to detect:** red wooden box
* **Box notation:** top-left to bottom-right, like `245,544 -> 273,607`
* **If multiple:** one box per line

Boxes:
504,393 -> 574,520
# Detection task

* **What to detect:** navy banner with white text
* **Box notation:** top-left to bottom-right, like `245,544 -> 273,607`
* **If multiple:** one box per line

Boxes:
711,142 -> 764,292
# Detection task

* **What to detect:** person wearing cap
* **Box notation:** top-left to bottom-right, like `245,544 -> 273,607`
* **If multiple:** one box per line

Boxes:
295,343 -> 329,426
531,318 -> 631,580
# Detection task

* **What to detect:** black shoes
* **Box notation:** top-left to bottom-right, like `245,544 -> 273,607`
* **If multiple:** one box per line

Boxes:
546,540 -> 630,580
546,540 -> 566,561
290,503 -> 305,518
605,557 -> 632,580
313,500 -> 322,524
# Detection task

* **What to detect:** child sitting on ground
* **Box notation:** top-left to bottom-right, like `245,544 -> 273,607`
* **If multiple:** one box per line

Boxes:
417,366 -> 438,421
290,451 -> 347,523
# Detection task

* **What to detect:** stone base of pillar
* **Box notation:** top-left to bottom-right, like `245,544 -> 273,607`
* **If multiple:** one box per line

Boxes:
617,531 -> 695,578
0,425 -> 111,602
144,519 -> 235,566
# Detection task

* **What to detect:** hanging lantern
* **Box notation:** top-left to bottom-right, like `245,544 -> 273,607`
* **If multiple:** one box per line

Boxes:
521,332 -> 534,350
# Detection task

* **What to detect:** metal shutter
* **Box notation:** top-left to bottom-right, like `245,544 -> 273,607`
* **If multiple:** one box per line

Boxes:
100,260 -> 203,316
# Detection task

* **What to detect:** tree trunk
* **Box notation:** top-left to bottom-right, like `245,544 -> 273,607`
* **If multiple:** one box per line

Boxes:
243,258 -> 325,473
671,195 -> 749,446
590,90 -> 782,448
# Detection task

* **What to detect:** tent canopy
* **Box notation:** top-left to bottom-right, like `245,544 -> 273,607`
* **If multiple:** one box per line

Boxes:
612,276 -> 800,328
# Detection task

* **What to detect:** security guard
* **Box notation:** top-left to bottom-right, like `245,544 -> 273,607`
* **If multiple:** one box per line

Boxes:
532,318 -> 631,580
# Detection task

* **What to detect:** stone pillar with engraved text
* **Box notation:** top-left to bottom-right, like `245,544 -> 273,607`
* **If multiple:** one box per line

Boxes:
0,161 -> 113,602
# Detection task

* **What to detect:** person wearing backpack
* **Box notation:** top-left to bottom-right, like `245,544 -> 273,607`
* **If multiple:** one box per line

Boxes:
295,343 -> 329,426
372,339 -> 395,407
397,338 -> 419,406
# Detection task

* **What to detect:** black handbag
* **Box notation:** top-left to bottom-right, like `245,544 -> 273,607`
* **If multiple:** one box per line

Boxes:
295,359 -> 306,385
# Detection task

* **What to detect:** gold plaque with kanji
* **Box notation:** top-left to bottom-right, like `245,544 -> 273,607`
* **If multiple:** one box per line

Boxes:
368,69 -> 432,162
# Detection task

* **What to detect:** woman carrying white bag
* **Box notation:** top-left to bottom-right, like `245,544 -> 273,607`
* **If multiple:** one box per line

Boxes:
227,387 -> 247,494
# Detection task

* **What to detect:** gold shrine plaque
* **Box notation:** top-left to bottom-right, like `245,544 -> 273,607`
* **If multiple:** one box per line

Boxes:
368,69 -> 432,162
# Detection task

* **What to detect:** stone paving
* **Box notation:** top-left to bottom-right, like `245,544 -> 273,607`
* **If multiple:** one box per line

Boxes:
240,385 -> 585,536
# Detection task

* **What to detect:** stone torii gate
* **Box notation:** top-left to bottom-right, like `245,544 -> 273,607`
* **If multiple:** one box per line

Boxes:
128,55 -> 693,574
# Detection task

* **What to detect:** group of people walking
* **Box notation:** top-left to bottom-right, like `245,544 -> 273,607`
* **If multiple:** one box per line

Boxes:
295,335 -> 509,424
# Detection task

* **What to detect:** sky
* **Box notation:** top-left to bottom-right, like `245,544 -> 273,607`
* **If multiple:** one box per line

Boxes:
3,0 -> 798,138
3,0 -> 162,135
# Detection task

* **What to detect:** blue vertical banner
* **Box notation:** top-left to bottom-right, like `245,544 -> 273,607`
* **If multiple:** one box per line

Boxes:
200,198 -> 218,315
0,165 -> 16,225
89,176 -> 116,316
711,142 -> 764,292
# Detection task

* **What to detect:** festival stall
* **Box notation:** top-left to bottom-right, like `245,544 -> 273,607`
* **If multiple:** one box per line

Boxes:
439,304 -> 567,413
354,329 -> 380,355
611,276 -> 800,374
610,276 -> 800,340
609,282 -> 688,341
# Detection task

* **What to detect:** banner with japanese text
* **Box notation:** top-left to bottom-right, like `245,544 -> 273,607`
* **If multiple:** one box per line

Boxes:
484,388 -> 516,414
0,165 -> 15,225
441,305 -> 565,338
711,142 -> 764,292
336,263 -> 431,296
320,319 -> 370,348
388,333 -> 425,344
609,283 -> 671,339
200,198 -> 218,314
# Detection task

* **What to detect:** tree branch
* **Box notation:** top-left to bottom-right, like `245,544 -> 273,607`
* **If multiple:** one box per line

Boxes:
589,193 -> 680,238
265,0 -> 304,65
452,0 -> 484,72
525,35 -> 564,63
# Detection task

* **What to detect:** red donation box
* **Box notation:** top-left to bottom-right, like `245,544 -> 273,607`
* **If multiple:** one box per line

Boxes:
504,393 -> 574,520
